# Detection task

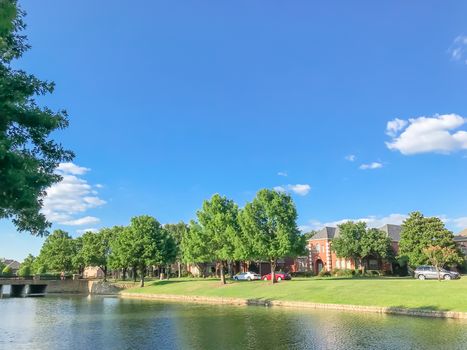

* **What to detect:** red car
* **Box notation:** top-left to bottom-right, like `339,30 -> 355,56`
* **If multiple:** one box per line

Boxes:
262,272 -> 292,281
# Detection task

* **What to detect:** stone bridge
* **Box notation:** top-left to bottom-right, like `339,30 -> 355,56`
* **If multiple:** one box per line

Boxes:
0,278 -> 128,297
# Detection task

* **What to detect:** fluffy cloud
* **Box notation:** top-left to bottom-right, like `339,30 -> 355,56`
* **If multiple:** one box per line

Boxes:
449,35 -> 467,64
359,162 -> 383,170
62,216 -> 100,226
386,114 -> 467,155
41,163 -> 106,226
345,154 -> 356,162
299,213 -> 408,232
274,184 -> 311,196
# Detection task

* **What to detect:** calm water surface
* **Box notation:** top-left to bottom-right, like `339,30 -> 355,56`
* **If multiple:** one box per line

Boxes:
1,296 -> 466,350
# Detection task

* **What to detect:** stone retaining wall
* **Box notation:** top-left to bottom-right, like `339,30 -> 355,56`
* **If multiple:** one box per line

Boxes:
120,292 -> 467,320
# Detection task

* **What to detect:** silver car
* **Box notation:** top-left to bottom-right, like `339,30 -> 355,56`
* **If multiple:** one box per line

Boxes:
414,265 -> 460,280
233,272 -> 261,281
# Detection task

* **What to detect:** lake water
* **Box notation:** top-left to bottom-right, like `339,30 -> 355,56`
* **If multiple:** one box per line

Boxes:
1,296 -> 466,350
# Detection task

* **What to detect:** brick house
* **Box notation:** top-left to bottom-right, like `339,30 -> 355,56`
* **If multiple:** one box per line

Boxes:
454,228 -> 467,256
308,224 -> 401,274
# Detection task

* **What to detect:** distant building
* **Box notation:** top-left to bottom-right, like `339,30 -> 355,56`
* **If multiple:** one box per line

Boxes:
83,266 -> 105,279
454,229 -> 467,256
308,224 -> 401,274
1,259 -> 21,274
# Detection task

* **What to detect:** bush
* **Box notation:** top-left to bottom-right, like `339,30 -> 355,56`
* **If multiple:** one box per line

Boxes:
2,265 -> 12,277
291,271 -> 314,278
317,270 -> 331,277
18,265 -> 31,277
331,268 -> 354,277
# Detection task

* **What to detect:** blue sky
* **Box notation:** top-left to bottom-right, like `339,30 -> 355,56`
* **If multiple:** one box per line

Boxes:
2,1 -> 467,261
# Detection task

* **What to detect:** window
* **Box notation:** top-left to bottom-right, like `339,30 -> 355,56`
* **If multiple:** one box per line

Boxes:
368,259 -> 379,270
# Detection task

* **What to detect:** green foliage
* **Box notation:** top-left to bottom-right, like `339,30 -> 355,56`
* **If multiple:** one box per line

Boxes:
2,265 -> 12,276
332,222 -> 393,270
0,0 -> 73,235
36,265 -> 46,274
163,222 -> 185,262
109,216 -> 169,286
17,265 -> 31,277
196,194 -> 240,263
331,221 -> 366,265
35,229 -> 76,272
398,212 -> 459,267
317,269 -> 331,277
331,268 -> 354,277
424,245 -> 463,280
181,221 -> 211,265
239,189 -> 302,283
0,259 -> 5,272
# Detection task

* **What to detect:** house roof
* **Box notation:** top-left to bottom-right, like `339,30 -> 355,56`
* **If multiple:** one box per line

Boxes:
458,228 -> 467,237
311,227 -> 336,240
379,224 -> 401,242
1,259 -> 21,270
454,229 -> 467,241
309,224 -> 401,242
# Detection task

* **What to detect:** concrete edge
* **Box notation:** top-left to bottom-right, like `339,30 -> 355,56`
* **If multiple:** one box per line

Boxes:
119,292 -> 467,319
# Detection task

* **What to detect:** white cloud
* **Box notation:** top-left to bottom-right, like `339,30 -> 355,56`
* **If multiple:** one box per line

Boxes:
386,114 -> 467,155
62,216 -> 100,226
56,162 -> 90,175
299,213 -> 408,232
386,118 -> 408,137
41,163 -> 106,226
345,154 -> 356,162
359,162 -> 383,170
449,35 -> 467,64
273,184 -> 311,196
277,171 -> 288,177
76,228 -> 99,235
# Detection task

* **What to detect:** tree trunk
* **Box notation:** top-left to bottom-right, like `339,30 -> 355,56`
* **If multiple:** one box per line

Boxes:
140,266 -> 145,287
220,261 -> 226,285
178,262 -> 181,278
103,265 -> 107,282
360,258 -> 365,275
436,265 -> 441,281
271,259 -> 277,284
132,266 -> 137,282
122,267 -> 127,281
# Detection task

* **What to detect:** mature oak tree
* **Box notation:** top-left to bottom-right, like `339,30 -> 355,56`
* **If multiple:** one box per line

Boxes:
0,0 -> 73,235
239,189 -> 302,284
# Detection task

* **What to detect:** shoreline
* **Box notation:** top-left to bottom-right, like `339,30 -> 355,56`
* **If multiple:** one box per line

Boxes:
120,292 -> 467,320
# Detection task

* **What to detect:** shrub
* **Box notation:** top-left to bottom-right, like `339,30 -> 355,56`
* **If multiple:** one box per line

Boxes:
332,268 -> 354,277
317,270 -> 331,277
2,265 -> 12,277
291,271 -> 314,278
18,265 -> 31,277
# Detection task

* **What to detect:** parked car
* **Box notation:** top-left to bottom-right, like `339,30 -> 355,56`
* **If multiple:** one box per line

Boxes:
233,271 -> 261,281
414,265 -> 460,280
262,272 -> 292,281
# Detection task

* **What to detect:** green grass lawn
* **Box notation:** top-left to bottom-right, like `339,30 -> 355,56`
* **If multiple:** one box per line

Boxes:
124,276 -> 467,312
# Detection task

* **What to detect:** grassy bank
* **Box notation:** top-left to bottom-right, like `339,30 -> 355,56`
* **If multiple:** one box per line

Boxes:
124,277 -> 467,312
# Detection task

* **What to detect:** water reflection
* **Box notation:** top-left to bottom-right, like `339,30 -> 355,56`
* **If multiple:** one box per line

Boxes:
0,296 -> 466,350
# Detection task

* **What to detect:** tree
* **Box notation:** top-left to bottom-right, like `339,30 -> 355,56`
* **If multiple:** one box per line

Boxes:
0,0 -> 73,236
36,229 -> 76,272
239,189 -> 301,284
360,228 -> 393,272
423,245 -> 463,281
78,227 -> 120,281
2,265 -> 12,277
19,253 -> 35,276
164,222 -> 186,278
181,220 -> 211,278
398,212 -> 459,268
331,221 -> 366,271
196,194 -> 240,285
109,227 -> 135,281
119,215 -> 167,287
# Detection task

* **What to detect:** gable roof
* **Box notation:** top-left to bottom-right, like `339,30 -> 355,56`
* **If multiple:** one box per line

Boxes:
379,224 -> 401,242
309,224 -> 401,242
1,259 -> 21,270
311,227 -> 336,240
